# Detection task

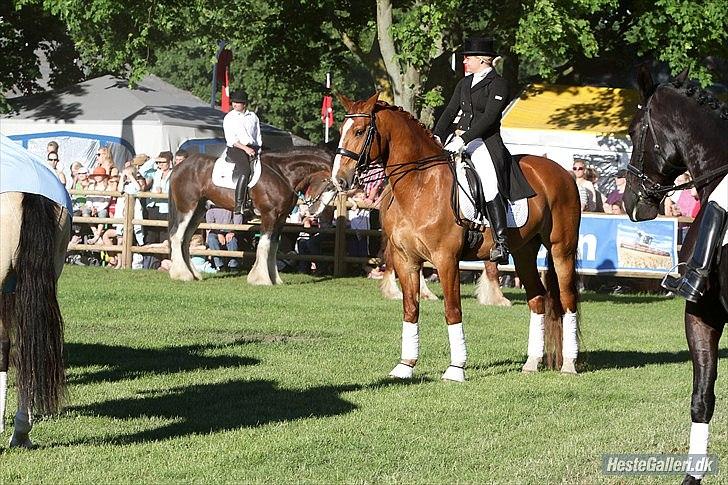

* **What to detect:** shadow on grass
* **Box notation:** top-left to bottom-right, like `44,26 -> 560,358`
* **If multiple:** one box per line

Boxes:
66,342 -> 259,386
65,376 -> 425,446
583,348 -> 728,371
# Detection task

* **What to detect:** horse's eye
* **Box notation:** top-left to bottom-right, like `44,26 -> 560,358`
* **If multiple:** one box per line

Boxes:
355,129 -> 365,136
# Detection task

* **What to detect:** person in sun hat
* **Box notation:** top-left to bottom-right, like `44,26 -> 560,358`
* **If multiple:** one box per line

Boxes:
223,89 -> 262,218
434,36 -> 533,265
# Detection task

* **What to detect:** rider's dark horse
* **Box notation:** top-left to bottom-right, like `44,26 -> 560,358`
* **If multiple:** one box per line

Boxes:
623,66 -> 728,484
168,147 -> 335,285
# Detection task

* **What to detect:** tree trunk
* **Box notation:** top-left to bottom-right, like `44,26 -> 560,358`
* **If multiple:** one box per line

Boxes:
376,0 -> 418,113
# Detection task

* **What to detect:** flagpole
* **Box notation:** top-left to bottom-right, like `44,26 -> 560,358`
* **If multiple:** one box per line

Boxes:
324,72 -> 331,143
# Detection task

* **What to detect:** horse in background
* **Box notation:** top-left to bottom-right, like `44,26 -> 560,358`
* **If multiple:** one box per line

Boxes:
0,192 -> 71,448
334,94 -> 581,381
167,147 -> 336,285
623,66 -> 728,484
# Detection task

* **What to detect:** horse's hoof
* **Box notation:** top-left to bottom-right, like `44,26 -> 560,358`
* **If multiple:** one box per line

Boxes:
420,292 -> 439,301
9,433 -> 33,448
522,357 -> 541,373
441,365 -> 465,382
681,474 -> 701,484
389,363 -> 414,379
560,358 -> 578,375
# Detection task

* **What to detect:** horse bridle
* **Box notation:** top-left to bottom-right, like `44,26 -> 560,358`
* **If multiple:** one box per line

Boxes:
335,112 -> 379,183
627,88 -> 685,202
628,85 -> 728,203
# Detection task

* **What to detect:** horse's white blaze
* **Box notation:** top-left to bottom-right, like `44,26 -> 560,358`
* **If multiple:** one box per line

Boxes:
169,210 -> 197,281
311,190 -> 337,216
332,118 -> 354,189
248,233 -> 273,285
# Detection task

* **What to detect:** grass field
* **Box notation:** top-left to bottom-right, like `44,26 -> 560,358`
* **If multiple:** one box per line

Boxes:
1,266 -> 726,483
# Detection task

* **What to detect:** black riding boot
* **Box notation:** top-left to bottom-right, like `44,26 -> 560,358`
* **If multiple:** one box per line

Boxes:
662,201 -> 727,302
234,173 -> 250,216
485,194 -> 510,265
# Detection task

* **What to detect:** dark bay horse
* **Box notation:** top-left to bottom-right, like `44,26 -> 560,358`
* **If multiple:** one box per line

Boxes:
334,94 -> 582,381
623,67 -> 728,484
168,147 -> 335,284
0,192 -> 71,448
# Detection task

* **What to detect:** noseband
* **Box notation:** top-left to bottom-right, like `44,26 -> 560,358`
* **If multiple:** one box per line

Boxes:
335,112 -> 379,180
627,89 -> 685,202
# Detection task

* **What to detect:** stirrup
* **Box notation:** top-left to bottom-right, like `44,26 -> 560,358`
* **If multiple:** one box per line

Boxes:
489,245 -> 509,265
661,273 -> 705,303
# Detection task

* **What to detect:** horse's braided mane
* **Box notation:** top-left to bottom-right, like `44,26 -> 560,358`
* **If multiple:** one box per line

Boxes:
373,100 -> 439,142
670,79 -> 728,121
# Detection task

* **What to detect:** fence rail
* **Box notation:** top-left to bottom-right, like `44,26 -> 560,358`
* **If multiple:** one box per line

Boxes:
67,189 -> 692,279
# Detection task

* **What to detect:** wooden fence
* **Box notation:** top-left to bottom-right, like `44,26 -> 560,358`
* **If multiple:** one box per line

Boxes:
68,189 -> 692,279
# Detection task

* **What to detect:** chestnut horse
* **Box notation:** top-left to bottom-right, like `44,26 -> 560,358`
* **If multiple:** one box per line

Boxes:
334,94 -> 581,381
623,67 -> 727,484
168,147 -> 335,284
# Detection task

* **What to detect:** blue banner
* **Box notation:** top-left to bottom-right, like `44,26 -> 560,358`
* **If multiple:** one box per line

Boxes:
535,214 -> 678,275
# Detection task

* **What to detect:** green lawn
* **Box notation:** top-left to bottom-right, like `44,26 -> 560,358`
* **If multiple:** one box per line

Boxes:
1,266 -> 726,483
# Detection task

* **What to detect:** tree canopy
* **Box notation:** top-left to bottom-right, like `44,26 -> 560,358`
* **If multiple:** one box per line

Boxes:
5,0 -> 727,141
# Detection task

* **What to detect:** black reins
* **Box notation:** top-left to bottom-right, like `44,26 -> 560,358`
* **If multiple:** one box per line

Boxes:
628,86 -> 728,200
335,110 -> 452,188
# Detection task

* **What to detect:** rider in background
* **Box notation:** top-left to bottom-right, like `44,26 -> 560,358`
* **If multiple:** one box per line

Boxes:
223,90 -> 262,218
433,36 -> 512,265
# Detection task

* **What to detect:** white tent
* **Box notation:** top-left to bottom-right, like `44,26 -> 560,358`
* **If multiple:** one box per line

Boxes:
0,74 -> 299,178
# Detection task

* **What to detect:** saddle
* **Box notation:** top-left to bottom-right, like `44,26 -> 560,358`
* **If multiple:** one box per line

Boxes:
211,154 -> 262,190
449,152 -> 529,231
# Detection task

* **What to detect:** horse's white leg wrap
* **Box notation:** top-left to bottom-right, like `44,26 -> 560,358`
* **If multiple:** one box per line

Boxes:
688,422 -> 710,479
0,371 -> 6,434
9,404 -> 32,448
248,233 -> 273,285
561,311 -> 579,374
523,312 -> 544,373
389,321 -> 418,379
442,323 -> 466,382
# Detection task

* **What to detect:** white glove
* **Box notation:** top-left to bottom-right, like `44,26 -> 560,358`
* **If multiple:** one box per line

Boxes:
433,135 -> 442,145
444,136 -> 465,152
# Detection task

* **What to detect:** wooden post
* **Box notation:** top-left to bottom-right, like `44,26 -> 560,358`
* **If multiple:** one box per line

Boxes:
122,193 -> 135,269
333,193 -> 348,277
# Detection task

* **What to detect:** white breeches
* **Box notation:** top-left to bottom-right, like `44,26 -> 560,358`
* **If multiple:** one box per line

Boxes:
465,138 -> 498,202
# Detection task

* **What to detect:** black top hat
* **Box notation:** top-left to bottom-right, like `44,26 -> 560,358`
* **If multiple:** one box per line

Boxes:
461,37 -> 498,57
230,90 -> 248,103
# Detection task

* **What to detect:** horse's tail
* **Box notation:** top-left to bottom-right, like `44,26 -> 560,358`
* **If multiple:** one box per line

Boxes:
543,251 -> 564,369
14,193 -> 66,414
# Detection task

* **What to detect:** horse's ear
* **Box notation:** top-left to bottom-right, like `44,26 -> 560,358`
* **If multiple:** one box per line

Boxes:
337,94 -> 354,113
674,67 -> 690,86
636,63 -> 656,102
362,92 -> 380,114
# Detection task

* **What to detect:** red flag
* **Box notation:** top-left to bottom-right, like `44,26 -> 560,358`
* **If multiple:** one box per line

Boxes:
321,94 -> 334,127
221,69 -> 230,113
217,49 -> 233,112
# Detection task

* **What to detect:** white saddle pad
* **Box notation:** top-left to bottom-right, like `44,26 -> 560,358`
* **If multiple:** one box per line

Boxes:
455,157 -> 528,228
211,155 -> 262,190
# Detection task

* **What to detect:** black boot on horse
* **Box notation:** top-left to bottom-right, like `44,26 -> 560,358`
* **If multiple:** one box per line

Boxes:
485,193 -> 510,265
662,201 -> 727,302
